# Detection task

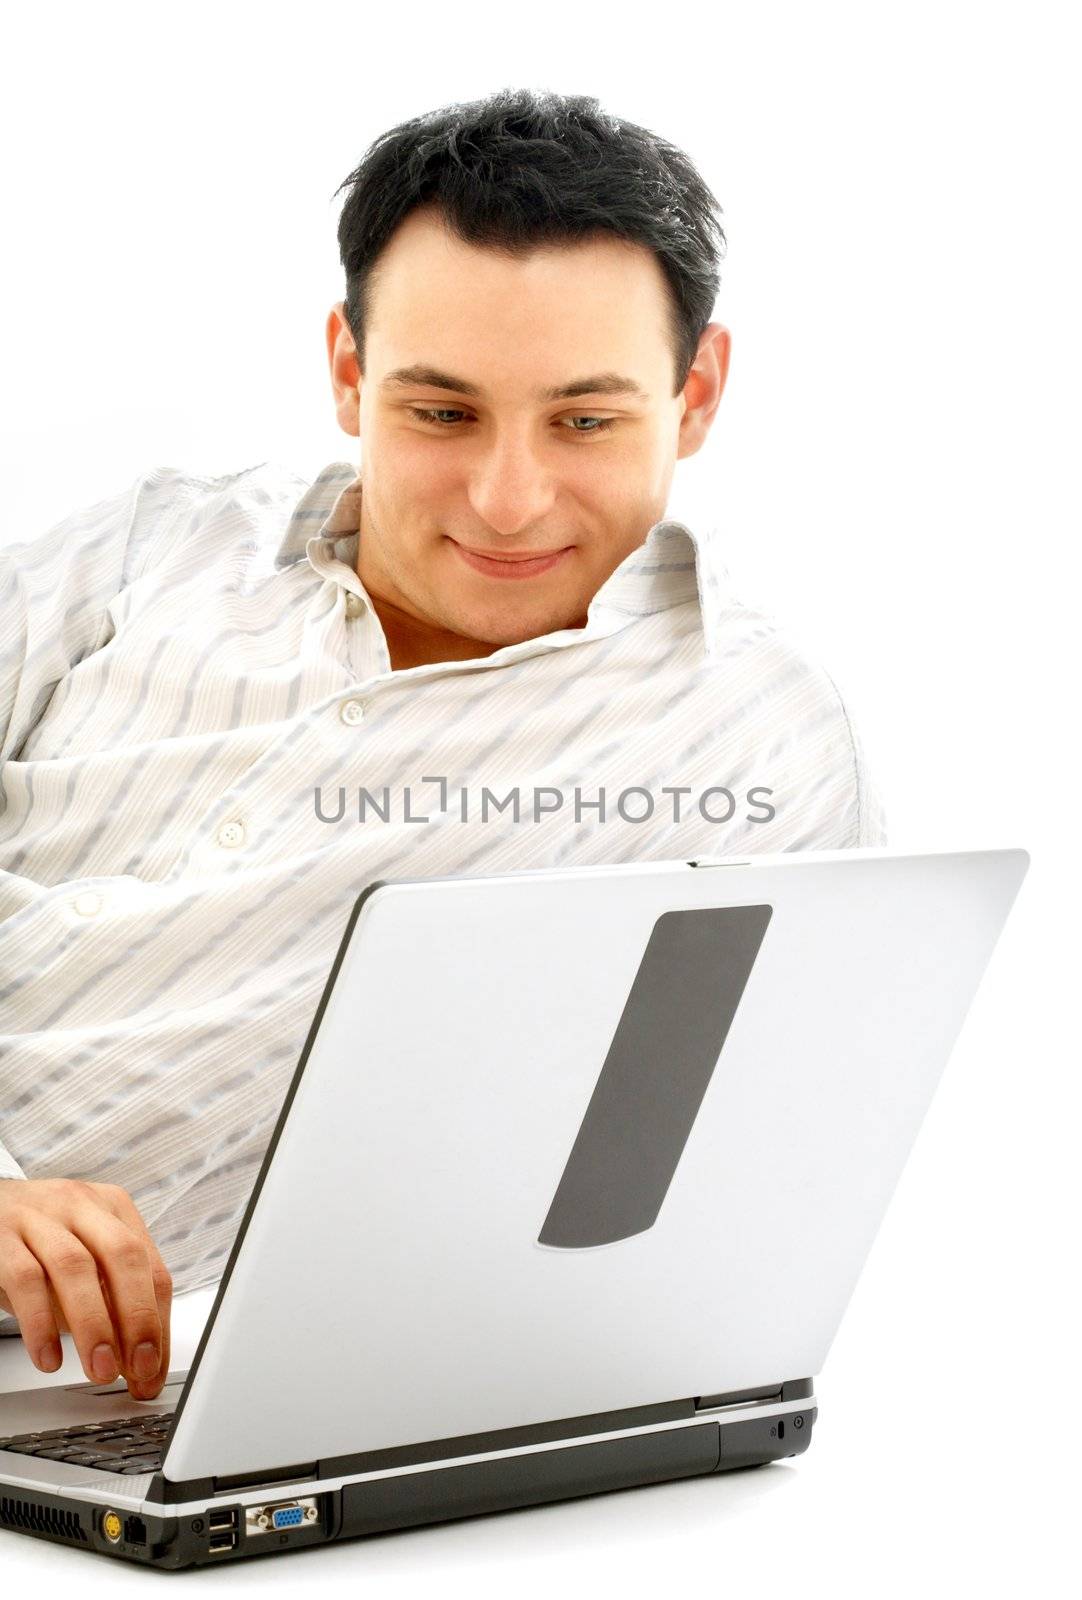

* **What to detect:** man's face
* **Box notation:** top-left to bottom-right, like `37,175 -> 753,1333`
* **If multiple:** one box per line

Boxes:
328,204 -> 727,652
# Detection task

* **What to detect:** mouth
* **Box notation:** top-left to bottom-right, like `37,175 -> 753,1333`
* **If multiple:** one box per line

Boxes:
449,540 -> 573,580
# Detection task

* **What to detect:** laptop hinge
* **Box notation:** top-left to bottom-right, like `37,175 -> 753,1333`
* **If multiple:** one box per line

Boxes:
213,1460 -> 319,1494
694,1377 -> 813,1412
694,1384 -> 781,1412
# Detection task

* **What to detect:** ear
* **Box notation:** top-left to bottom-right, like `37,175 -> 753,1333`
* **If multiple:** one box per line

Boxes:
676,323 -> 731,460
326,302 -> 361,438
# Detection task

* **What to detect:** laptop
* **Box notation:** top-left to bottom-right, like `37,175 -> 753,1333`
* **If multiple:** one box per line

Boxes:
0,845 -> 1030,1568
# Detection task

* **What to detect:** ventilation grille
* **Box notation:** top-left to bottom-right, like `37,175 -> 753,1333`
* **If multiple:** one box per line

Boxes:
1,1493 -> 89,1542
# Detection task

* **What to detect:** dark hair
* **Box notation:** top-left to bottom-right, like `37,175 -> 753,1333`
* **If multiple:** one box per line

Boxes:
333,87 -> 726,397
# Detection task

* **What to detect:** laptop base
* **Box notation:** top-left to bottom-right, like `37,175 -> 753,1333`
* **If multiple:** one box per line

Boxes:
0,1400 -> 816,1569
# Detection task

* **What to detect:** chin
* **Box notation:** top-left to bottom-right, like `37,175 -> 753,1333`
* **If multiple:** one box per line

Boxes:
470,608 -> 583,646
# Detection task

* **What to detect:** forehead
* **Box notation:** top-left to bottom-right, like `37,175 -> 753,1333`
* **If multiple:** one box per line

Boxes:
364,205 -> 674,386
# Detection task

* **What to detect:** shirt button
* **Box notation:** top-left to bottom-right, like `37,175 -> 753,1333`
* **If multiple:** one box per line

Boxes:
340,699 -> 366,726
344,593 -> 365,618
72,891 -> 103,917
217,819 -> 247,849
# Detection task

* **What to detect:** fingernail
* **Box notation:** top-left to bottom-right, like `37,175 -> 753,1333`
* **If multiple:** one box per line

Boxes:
39,1340 -> 62,1372
133,1341 -> 158,1379
92,1342 -> 118,1382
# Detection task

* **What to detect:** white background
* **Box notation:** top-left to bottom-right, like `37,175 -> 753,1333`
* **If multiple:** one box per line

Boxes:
1,0 -> 1077,1592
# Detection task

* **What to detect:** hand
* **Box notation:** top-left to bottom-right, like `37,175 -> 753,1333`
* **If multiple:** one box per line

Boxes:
0,1178 -> 172,1400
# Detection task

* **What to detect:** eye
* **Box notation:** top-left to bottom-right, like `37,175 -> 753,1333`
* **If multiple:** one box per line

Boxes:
407,407 -> 469,426
562,415 -> 617,434
405,407 -> 617,436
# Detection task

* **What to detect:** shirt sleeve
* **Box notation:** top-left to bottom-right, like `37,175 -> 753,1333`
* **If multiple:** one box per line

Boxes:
855,737 -> 889,846
0,468 -> 179,1181
0,473 -> 170,763
835,678 -> 888,847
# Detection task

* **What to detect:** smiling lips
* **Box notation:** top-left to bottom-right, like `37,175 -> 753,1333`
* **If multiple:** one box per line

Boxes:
451,541 -> 572,579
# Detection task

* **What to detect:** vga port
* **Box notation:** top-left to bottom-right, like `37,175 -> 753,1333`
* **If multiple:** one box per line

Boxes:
245,1497 -> 320,1537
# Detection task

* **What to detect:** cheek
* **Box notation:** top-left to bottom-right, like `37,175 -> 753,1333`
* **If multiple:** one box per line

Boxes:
368,414 -> 440,474
578,470 -> 653,543
395,446 -> 462,510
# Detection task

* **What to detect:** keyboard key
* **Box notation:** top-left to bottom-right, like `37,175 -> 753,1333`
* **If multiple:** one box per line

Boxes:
0,1410 -> 173,1465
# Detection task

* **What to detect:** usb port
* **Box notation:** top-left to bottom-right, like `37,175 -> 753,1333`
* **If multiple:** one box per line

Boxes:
208,1534 -> 236,1554
208,1508 -> 238,1532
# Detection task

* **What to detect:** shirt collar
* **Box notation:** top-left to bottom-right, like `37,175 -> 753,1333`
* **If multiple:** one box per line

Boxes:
275,461 -> 730,656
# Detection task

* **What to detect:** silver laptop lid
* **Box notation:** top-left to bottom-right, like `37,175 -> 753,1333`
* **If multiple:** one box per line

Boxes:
161,846 -> 1029,1484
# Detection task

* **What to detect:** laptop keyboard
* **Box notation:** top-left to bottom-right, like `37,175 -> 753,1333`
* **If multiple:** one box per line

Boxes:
0,1411 -> 172,1473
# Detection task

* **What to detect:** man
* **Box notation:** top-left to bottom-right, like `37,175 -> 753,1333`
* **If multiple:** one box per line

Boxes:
0,89 -> 886,1401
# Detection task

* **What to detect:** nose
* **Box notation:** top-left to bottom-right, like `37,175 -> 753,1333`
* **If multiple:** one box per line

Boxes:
466,426 -> 558,539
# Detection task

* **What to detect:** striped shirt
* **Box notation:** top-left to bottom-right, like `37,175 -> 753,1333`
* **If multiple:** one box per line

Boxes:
0,460 -> 886,1313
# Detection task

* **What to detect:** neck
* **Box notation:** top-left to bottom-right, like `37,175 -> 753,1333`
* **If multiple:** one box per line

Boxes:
372,595 -> 505,671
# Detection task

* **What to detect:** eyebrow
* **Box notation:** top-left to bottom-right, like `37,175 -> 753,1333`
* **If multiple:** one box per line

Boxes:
379,364 -> 651,403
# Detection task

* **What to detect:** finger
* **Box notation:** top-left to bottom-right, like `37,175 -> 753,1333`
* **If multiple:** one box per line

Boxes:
99,1271 -> 168,1401
56,1200 -> 164,1395
89,1186 -> 172,1399
17,1214 -> 120,1385
43,1275 -> 108,1338
0,1234 -> 63,1373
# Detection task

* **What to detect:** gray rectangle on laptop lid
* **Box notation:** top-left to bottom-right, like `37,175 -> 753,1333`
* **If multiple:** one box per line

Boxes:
538,904 -> 773,1249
